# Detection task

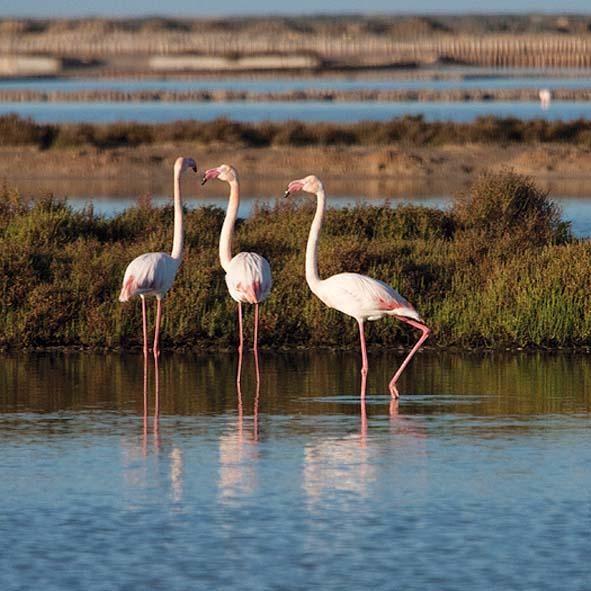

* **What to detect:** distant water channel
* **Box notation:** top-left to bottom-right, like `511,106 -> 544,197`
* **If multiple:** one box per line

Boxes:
0,350 -> 590,590
28,191 -> 591,239
3,73 -> 591,93
3,99 -> 591,123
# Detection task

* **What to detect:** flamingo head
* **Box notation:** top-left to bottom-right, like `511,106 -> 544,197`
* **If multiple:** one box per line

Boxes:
201,163 -> 237,185
284,175 -> 323,198
174,157 -> 197,175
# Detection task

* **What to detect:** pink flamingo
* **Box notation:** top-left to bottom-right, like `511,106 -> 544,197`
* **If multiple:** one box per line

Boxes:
284,175 -> 430,398
201,164 -> 272,364
119,156 -> 197,357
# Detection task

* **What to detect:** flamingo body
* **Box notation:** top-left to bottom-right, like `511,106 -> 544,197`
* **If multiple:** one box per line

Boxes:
225,251 -> 272,305
119,252 -> 179,302
315,272 -> 420,323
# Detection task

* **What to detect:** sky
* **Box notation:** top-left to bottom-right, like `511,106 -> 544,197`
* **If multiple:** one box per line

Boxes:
0,0 -> 590,17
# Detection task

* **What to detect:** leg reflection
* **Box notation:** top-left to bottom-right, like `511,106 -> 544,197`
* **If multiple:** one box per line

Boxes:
253,356 -> 260,442
143,354 -> 148,454
153,354 -> 160,447
360,397 -> 368,448
235,348 -> 262,443
389,398 -> 399,418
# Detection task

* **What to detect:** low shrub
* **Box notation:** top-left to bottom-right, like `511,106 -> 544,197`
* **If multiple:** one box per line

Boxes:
0,170 -> 588,350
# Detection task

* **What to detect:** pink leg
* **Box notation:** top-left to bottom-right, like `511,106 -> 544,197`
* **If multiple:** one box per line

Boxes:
141,295 -> 148,357
236,303 -> 244,385
153,298 -> 162,358
253,303 -> 259,354
358,319 -> 368,399
253,303 -> 261,386
388,317 -> 430,399
237,302 -> 244,354
254,345 -> 261,387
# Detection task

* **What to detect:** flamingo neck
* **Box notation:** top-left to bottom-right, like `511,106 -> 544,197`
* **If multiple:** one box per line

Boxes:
306,187 -> 325,292
220,177 -> 239,272
171,167 -> 184,261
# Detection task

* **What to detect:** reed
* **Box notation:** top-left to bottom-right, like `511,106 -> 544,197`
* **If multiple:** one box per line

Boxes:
0,170 -> 589,350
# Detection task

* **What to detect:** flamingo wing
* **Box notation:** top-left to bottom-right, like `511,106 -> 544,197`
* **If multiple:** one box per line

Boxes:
316,272 -> 420,322
225,252 -> 272,304
119,252 -> 179,301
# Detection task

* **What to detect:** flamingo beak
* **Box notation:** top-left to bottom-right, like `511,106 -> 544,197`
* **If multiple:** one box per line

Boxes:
201,168 -> 220,185
284,180 -> 304,198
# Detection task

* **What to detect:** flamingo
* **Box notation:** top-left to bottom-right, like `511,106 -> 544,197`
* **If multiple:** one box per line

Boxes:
284,175 -> 430,399
119,156 -> 197,357
201,164 -> 272,365
539,88 -> 551,110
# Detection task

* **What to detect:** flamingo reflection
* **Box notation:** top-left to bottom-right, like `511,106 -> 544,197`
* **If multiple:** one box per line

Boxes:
218,354 -> 261,503
142,353 -> 161,451
140,354 -> 185,504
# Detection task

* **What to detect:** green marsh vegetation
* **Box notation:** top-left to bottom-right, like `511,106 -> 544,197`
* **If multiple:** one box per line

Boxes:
5,113 -> 591,149
0,169 -> 589,351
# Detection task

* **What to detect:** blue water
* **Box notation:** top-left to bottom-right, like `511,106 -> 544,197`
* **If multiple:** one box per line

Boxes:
51,193 -> 591,239
0,351 -> 590,590
2,99 -> 591,123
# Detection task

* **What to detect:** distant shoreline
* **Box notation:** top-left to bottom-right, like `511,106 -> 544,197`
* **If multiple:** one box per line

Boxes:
3,142 -> 591,199
1,87 -> 590,103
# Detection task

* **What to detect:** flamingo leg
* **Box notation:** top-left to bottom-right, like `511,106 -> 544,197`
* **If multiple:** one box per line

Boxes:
237,302 -> 244,354
141,295 -> 148,357
388,317 -> 430,399
358,319 -> 368,399
153,298 -> 162,358
253,302 -> 259,354
254,342 -> 261,387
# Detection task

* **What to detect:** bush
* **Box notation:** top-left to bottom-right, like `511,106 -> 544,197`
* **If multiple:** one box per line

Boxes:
452,169 -> 570,265
0,171 -> 589,350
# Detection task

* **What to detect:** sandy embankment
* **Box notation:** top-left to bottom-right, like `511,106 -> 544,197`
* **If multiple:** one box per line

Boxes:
2,142 -> 591,199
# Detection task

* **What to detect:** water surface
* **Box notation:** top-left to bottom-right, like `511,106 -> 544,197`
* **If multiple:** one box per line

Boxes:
1,351 -> 590,590
15,189 -> 591,239
2,99 -> 591,124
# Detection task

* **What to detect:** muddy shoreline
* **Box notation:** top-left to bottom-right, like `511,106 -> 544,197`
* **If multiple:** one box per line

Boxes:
3,142 -> 591,198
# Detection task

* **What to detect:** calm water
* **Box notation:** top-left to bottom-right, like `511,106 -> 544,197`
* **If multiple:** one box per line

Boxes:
3,99 -> 591,123
0,350 -> 590,590
28,192 -> 591,239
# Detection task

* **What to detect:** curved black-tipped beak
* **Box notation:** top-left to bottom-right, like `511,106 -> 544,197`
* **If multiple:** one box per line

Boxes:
201,175 -> 208,185
283,190 -> 290,198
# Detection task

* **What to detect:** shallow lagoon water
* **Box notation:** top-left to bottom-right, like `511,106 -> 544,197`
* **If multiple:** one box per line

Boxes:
1,350 -> 590,590
27,191 -> 591,239
3,99 -> 591,124
2,73 -> 591,94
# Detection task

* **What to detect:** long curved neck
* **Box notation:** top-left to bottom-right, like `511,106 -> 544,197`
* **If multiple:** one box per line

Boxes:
219,178 -> 239,272
171,167 -> 184,261
306,188 -> 325,293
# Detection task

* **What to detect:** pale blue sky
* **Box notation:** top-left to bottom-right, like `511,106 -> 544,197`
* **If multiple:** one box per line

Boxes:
0,0 -> 590,17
